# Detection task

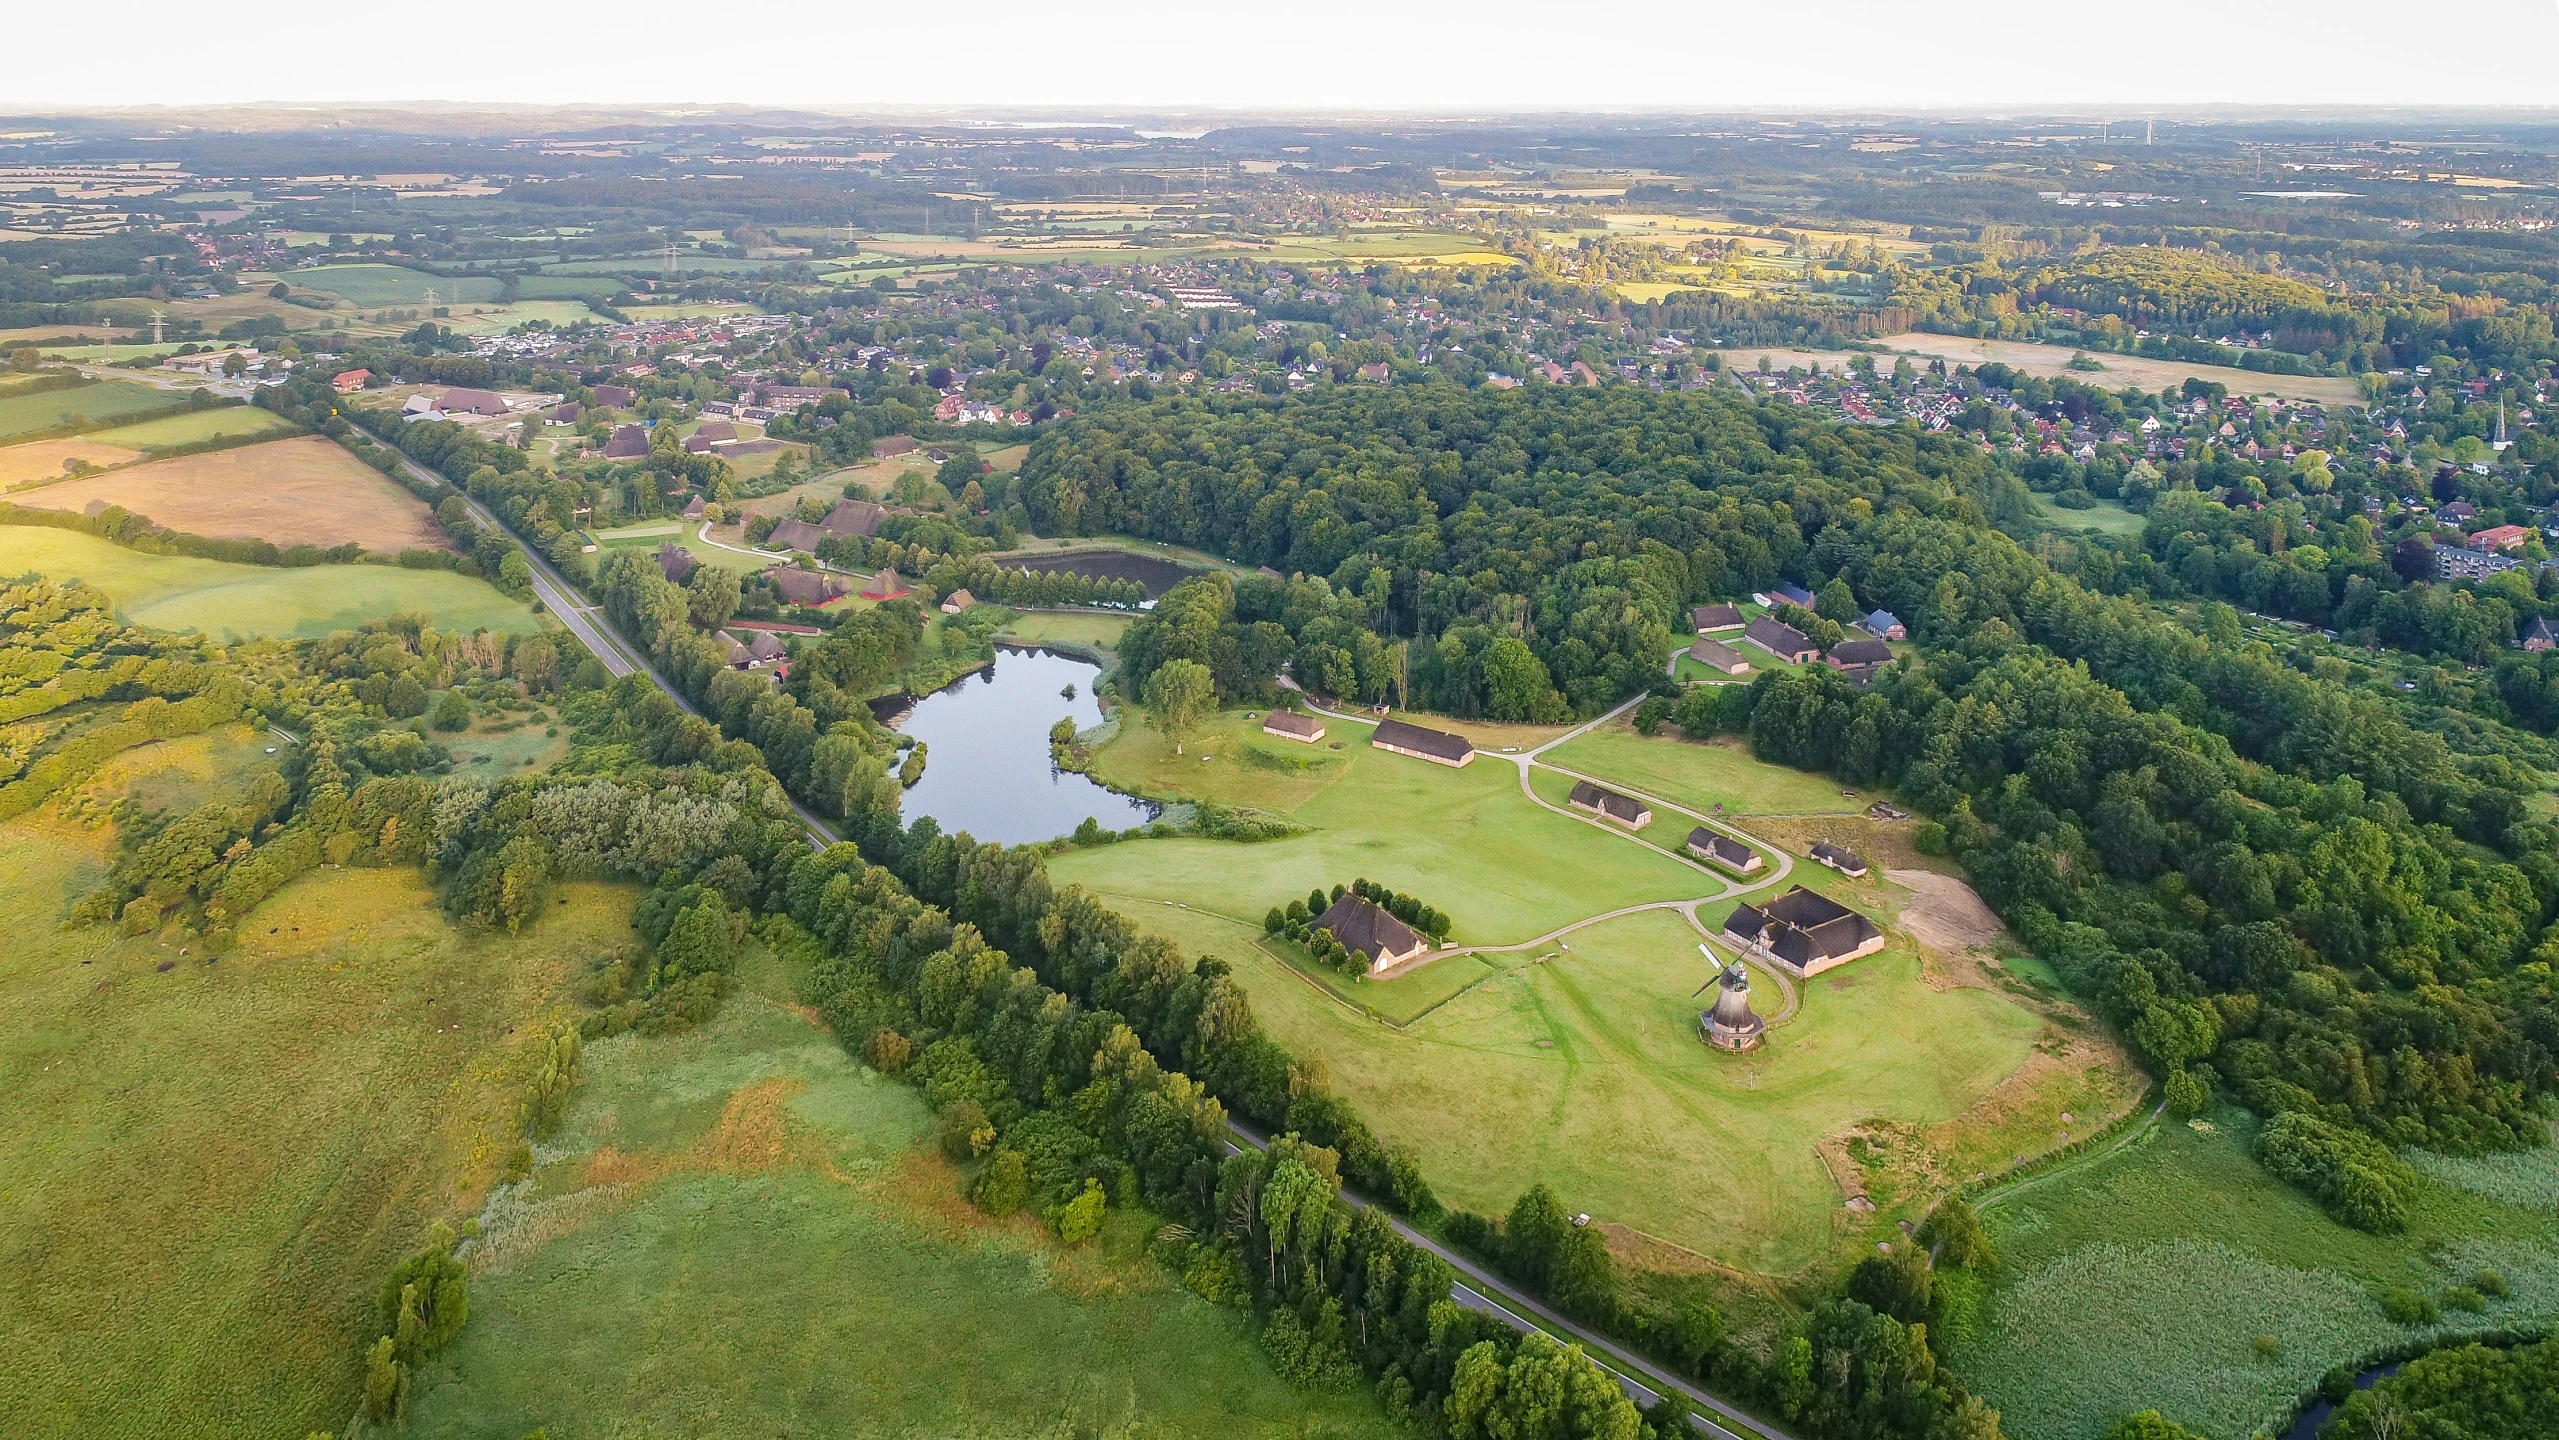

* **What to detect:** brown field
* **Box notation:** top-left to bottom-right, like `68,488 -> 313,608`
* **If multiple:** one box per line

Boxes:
11,435 -> 446,551
1871,333 -> 2364,406
0,438 -> 143,486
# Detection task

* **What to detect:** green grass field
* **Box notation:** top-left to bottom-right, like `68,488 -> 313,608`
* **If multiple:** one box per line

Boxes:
1063,708 -> 1708,945
0,528 -> 542,639
997,610 -> 1133,663
1947,1105 -> 2559,1440
1543,722 -> 1864,818
78,405 -> 297,450
403,972 -> 1391,1440
0,379 -> 185,442
2030,493 -> 2148,537
287,264 -> 506,306
0,734 -> 629,1439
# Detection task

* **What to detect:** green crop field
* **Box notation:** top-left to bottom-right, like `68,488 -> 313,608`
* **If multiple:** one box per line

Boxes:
0,379 -> 185,441
403,971 -> 1391,1440
0,528 -> 543,639
0,737 -> 630,1439
79,405 -> 297,450
288,264 -> 506,307
1064,707 -> 1708,945
1946,1104 -> 2559,1440
1543,722 -> 1865,818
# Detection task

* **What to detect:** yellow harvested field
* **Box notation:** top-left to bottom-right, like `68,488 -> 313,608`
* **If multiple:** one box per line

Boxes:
9,435 -> 446,552
0,438 -> 143,487
1872,333 -> 2364,406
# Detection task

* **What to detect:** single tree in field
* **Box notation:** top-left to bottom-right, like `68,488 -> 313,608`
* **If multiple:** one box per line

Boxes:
1143,659 -> 1215,754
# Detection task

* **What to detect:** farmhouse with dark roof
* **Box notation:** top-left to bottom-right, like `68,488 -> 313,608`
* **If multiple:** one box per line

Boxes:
1371,718 -> 1474,767
1568,780 -> 1652,830
1314,893 -> 1430,971
1723,887 -> 1885,977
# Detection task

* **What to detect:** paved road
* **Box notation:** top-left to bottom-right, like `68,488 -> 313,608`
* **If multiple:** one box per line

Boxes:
1224,1117 -> 1792,1440
385,451 -> 840,851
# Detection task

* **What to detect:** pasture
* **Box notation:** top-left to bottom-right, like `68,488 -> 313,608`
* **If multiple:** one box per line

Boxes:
0,378 -> 184,442
80,404 -> 297,450
0,527 -> 541,639
402,975 -> 1390,1440
0,739 -> 629,1439
1948,1104 -> 2559,1440
9,435 -> 447,552
287,264 -> 506,307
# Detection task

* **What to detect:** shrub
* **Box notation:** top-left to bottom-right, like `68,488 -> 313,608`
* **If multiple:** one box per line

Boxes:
2442,1285 -> 2485,1312
1054,1177 -> 1105,1244
2251,1334 -> 2280,1358
864,1028 -> 912,1073
2477,1268 -> 2509,1298
2254,1111 -> 2420,1234
2163,1068 -> 2211,1119
428,690 -> 472,731
1917,1194 -> 1995,1270
937,1098 -> 992,1160
2378,1286 -> 2438,1324
971,1149 -> 1027,1215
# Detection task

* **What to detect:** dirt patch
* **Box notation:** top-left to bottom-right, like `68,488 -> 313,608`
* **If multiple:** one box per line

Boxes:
1887,867 -> 2011,991
701,1076 -> 805,1173
0,438 -> 141,486
9,435 -> 446,551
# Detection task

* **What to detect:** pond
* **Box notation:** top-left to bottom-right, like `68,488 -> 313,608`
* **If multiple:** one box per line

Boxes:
877,645 -> 1159,844
1002,548 -> 1203,598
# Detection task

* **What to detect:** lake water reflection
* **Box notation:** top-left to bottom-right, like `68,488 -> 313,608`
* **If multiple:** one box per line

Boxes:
882,646 -> 1159,844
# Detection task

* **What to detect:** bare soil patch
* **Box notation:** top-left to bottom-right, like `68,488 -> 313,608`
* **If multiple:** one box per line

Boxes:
0,438 -> 142,487
10,435 -> 445,551
1888,867 -> 2010,964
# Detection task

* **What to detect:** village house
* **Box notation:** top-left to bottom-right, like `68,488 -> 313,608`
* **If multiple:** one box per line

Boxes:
742,631 -> 789,667
2525,616 -> 2557,653
656,542 -> 696,585
1689,636 -> 1751,674
1861,609 -> 1906,640
861,567 -> 909,601
601,424 -> 649,459
1568,780 -> 1652,830
1769,581 -> 1816,608
1313,893 -> 1429,971
549,401 -> 580,425
1824,637 -> 1894,679
1723,886 -> 1886,977
1691,602 -> 1746,633
591,384 -> 637,408
436,387 -> 512,417
1263,711 -> 1326,743
2470,524 -> 2532,554
1810,840 -> 1869,878
1743,616 -> 1820,665
681,495 -> 706,522
873,435 -> 919,460
822,499 -> 887,538
940,589 -> 975,614
764,518 -> 827,553
331,369 -> 370,394
765,566 -> 847,607
1685,827 -> 1762,874
1370,718 -> 1474,768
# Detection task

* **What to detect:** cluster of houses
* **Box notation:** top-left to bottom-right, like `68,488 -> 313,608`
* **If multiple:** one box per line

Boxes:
1684,592 -> 1904,683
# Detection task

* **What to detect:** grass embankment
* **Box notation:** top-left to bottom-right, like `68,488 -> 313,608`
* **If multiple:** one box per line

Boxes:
1948,1104 -> 2559,1440
0,733 -> 628,1438
1051,708 -> 2082,1276
0,527 -> 542,639
402,959 -> 1392,1440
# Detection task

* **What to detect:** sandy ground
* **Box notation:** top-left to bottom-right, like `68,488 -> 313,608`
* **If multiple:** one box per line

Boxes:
10,435 -> 446,551
1887,867 -> 2010,958
0,438 -> 142,487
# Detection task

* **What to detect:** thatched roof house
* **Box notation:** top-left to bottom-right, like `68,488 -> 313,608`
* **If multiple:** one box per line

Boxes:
1314,894 -> 1428,971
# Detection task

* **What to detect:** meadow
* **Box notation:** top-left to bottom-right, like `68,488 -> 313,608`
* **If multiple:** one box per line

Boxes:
1947,1104 -> 2559,1440
11,436 -> 445,551
287,264 -> 507,307
1542,721 -> 1864,819
2030,492 -> 2149,537
0,378 -> 184,442
403,968 -> 1392,1440
1872,332 -> 2364,407
996,609 -> 1134,662
0,732 -> 631,1439
0,527 -> 541,639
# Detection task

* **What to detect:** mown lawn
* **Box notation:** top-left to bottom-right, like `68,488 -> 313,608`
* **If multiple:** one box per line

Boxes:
1948,1104 -> 2559,1440
998,609 -> 1134,661
0,527 -> 543,639
0,738 -> 628,1440
1063,708 -> 1709,946
1543,721 -> 1865,818
404,978 -> 1391,1440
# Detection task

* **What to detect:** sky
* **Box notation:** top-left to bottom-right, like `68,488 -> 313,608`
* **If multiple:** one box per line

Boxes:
14,1 -> 2559,113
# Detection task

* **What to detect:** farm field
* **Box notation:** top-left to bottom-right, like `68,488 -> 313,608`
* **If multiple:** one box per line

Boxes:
1872,333 -> 2364,406
0,378 -> 184,441
8,435 -> 447,551
1947,1103 -> 2559,1440
1060,707 -> 1709,945
0,527 -> 541,639
79,404 -> 297,450
402,970 -> 1391,1440
1543,722 -> 1866,819
287,263 -> 506,306
0,437 -> 141,485
0,736 -> 629,1439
